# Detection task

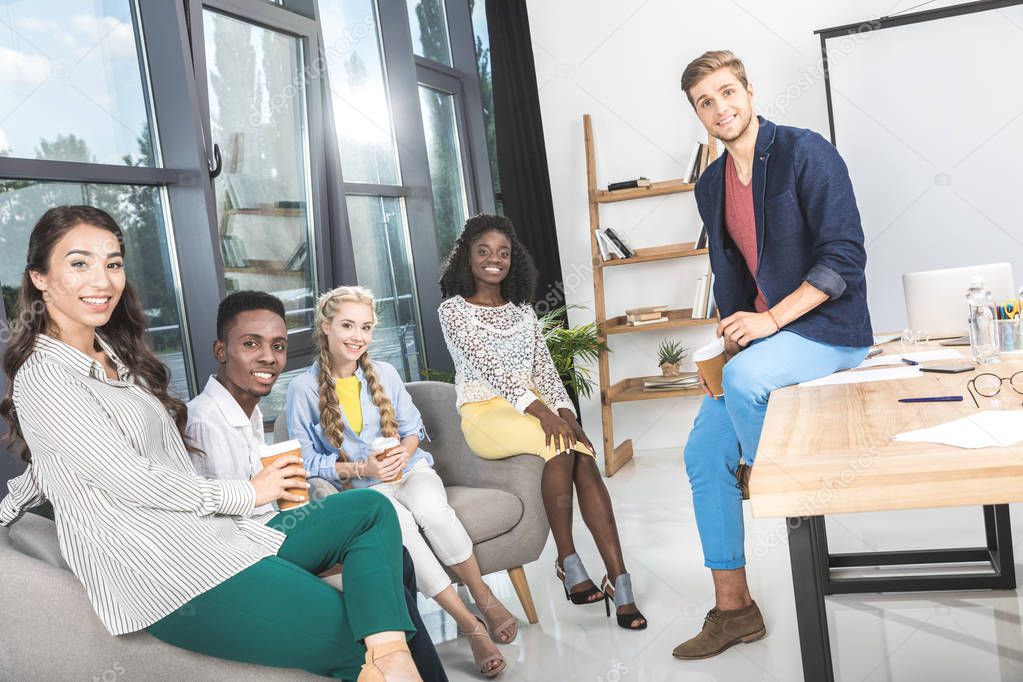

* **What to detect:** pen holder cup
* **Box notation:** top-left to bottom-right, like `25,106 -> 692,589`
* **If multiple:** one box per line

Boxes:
997,319 -> 1022,353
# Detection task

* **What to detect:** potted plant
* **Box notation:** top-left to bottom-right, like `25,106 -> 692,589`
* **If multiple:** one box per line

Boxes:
537,305 -> 609,401
657,339 -> 688,377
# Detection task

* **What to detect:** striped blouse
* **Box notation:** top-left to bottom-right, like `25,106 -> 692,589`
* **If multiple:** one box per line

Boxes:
0,334 -> 285,635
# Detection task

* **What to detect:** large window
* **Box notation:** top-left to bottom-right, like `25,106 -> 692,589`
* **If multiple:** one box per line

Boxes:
203,9 -> 318,331
0,0 -> 500,415
0,0 -> 156,166
0,0 -> 198,397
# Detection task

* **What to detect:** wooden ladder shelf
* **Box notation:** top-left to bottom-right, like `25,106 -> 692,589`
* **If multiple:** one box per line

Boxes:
583,113 -> 718,476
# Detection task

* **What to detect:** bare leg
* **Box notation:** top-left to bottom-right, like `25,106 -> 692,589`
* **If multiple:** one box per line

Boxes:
433,585 -> 504,676
572,453 -> 644,627
449,555 -> 517,643
543,451 -> 600,601
712,567 -> 754,611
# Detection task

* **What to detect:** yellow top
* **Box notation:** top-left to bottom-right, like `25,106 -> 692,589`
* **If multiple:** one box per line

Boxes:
335,376 -> 363,435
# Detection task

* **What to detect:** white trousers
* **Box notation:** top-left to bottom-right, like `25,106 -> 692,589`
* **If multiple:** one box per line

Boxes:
371,461 -> 473,598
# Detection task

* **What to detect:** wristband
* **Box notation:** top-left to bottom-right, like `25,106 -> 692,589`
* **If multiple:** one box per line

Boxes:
766,308 -> 781,331
354,460 -> 363,479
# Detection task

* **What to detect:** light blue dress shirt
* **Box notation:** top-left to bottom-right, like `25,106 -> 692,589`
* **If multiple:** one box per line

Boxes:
286,360 -> 432,489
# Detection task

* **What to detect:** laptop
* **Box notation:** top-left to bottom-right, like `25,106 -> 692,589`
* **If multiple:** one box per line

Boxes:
902,263 -> 1015,344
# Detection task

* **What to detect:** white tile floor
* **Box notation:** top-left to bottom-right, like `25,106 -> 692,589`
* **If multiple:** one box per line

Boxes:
416,447 -> 1023,682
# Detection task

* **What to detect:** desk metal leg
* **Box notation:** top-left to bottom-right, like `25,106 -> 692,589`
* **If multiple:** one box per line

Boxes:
788,515 -> 834,682
822,504 -> 1015,594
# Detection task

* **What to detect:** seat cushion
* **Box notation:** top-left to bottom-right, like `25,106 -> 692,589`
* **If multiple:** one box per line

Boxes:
8,513 -> 69,570
445,486 -> 523,544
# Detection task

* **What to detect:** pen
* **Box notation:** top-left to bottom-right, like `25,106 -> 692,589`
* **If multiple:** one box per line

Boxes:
900,358 -> 918,366
897,396 -> 963,403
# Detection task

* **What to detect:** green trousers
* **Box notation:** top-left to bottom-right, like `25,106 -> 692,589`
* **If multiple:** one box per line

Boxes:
147,489 -> 415,680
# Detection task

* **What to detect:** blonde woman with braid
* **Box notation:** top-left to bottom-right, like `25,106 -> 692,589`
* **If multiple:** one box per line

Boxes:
287,286 -> 513,679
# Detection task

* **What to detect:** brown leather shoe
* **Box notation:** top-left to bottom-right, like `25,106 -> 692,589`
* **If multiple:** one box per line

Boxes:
672,601 -> 766,660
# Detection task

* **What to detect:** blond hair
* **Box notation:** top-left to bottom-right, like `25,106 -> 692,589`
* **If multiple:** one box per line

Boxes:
680,50 -> 749,107
313,285 -> 398,460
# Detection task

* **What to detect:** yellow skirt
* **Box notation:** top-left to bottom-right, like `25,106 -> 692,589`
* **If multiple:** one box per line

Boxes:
459,396 -> 596,462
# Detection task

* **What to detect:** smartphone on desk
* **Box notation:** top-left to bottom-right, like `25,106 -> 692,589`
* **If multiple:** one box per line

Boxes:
920,364 -> 975,374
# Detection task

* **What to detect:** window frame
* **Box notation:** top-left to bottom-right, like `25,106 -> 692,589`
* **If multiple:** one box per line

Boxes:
186,0 -> 334,374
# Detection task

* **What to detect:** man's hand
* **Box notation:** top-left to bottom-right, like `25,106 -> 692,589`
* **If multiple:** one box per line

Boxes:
718,311 -> 777,348
723,336 -> 743,360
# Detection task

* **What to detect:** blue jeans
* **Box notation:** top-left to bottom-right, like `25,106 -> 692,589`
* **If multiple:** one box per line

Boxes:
683,331 -> 868,570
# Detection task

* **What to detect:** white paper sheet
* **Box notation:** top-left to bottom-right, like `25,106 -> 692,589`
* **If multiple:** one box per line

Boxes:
798,365 -> 922,388
893,411 -> 1023,449
854,348 -> 966,369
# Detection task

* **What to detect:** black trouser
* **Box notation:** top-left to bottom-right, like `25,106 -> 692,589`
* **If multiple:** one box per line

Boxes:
402,547 -> 448,682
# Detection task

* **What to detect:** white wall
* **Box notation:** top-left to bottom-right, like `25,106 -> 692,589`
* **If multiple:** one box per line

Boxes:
525,0 -> 963,458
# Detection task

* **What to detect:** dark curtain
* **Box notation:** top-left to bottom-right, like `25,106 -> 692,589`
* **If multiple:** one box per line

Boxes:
486,0 -> 582,417
486,0 -> 564,305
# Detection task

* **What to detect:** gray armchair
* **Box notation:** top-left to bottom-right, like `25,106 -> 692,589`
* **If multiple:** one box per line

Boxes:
275,380 -> 549,623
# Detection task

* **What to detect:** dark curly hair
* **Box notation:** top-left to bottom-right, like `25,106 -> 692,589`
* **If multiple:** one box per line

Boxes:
439,213 -> 538,304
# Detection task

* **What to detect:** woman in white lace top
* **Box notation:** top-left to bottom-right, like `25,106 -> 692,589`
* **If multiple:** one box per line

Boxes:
438,214 -> 646,631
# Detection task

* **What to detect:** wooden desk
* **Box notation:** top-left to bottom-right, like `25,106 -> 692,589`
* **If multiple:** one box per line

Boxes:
751,346 -> 1022,682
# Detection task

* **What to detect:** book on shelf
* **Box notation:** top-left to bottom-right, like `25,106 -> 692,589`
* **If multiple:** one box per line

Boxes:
627,311 -> 665,322
596,230 -> 624,259
625,316 -> 667,327
625,305 -> 668,315
683,142 -> 703,183
695,143 -> 711,181
643,373 -> 700,391
705,279 -> 717,319
594,230 -> 611,260
695,224 -> 709,249
691,275 -> 708,320
602,228 -> 634,258
607,177 -> 651,191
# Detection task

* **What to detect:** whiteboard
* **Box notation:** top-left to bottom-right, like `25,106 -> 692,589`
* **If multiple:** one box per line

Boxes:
823,4 -> 1023,332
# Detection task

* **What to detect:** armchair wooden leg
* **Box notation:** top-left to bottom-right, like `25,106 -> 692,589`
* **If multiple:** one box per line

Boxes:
507,565 -> 539,624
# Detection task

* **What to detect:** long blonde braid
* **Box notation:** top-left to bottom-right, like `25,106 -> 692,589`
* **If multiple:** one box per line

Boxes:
359,352 -> 398,438
312,285 -> 398,455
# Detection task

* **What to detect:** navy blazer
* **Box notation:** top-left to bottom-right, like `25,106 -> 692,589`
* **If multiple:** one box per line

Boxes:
695,116 -> 873,348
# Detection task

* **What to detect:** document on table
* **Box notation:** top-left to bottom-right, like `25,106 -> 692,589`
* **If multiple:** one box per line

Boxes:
893,411 -> 1023,449
854,349 -> 965,369
798,365 -> 922,388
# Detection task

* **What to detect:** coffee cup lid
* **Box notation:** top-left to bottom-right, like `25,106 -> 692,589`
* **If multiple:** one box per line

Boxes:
693,337 -> 726,361
371,436 -> 400,451
261,439 -> 301,458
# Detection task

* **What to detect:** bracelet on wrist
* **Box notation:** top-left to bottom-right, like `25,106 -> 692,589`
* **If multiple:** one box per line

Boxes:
354,460 -> 363,479
766,308 -> 781,331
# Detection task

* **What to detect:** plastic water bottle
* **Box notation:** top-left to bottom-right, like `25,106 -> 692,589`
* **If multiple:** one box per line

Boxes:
966,276 -> 999,364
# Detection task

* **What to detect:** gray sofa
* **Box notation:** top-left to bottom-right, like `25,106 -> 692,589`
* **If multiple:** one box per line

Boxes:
0,381 -> 548,679
278,381 -> 550,624
0,513 -> 321,680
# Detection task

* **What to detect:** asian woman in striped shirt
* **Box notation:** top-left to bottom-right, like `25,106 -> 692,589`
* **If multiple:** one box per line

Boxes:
0,206 -> 421,682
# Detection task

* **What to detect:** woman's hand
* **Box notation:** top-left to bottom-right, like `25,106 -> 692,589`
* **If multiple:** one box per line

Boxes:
717,311 -> 777,348
557,408 -> 594,453
538,412 -> 576,453
363,447 -> 407,482
251,455 -> 309,507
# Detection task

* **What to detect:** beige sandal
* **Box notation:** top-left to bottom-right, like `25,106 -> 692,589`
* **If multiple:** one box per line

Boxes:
478,592 -> 518,643
459,616 -> 507,678
357,639 -> 419,682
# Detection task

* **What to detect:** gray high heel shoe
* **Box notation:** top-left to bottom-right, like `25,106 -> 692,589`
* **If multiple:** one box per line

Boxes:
555,553 -> 603,605
601,573 -> 647,630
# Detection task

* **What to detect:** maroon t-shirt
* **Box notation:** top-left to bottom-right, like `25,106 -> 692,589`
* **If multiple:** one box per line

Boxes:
724,154 -> 768,312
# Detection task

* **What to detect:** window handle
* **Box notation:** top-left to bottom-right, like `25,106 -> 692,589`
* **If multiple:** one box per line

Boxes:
208,143 -> 223,179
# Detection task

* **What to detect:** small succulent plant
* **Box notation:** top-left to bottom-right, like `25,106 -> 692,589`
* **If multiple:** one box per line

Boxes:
657,339 -> 688,366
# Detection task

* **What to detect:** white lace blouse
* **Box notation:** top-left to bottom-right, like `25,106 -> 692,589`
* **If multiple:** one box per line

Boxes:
439,295 -> 575,415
